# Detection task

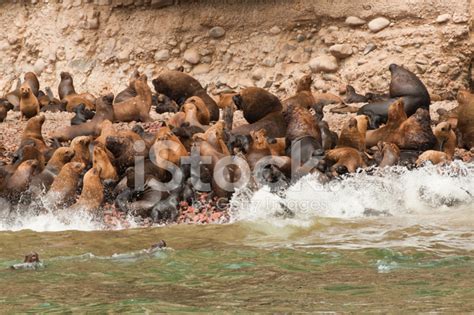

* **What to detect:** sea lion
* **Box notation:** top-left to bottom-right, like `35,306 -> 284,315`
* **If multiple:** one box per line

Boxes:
246,129 -> 272,171
71,103 -> 95,125
19,83 -> 40,120
70,136 -> 92,166
192,121 -> 227,154
376,141 -> 400,167
94,120 -> 117,146
282,75 -> 316,110
433,121 -> 456,159
3,159 -> 39,201
28,147 -> 75,196
416,151 -> 449,166
152,70 -> 219,121
231,111 -> 287,138
24,72 -> 40,97
58,72 -> 96,103
132,125 -> 157,150
113,74 -> 153,122
358,64 -> 431,128
365,99 -> 436,150
217,92 -> 237,109
151,126 -> 188,170
435,108 -> 458,129
20,114 -> 48,155
337,118 -> 365,151
69,167 -> 104,213
345,85 -> 368,103
63,95 -> 96,112
184,96 -> 210,125
318,121 -> 338,150
115,70 -> 140,104
325,147 -> 366,174
155,93 -> 179,114
233,87 -> 282,124
93,144 -> 118,182
40,87 -> 65,112
5,78 -> 22,109
0,103 -> 8,122
456,89 -> 474,149
46,162 -> 85,208
182,102 -> 207,130
172,123 -> 204,152
12,141 -> 45,172
51,93 -> 114,142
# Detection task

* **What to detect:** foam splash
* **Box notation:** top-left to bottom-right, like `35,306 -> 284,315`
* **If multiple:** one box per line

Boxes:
230,161 -> 474,225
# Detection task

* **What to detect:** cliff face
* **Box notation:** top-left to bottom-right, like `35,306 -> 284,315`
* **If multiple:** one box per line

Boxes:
0,0 -> 472,99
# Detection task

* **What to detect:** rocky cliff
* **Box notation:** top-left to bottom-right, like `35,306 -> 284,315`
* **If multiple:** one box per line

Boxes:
0,0 -> 472,99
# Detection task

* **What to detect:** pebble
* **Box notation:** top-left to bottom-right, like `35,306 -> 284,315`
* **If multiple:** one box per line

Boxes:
208,26 -> 226,38
368,17 -> 390,33
436,14 -> 451,24
296,34 -> 306,42
439,64 -> 449,73
363,43 -> 377,55
192,63 -> 210,75
183,48 -> 200,64
309,55 -> 339,73
251,68 -> 265,80
345,16 -> 366,26
154,49 -> 170,62
329,44 -> 353,59
269,26 -> 281,35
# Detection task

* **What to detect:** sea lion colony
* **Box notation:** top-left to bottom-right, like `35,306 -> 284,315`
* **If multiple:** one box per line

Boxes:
0,64 -> 473,225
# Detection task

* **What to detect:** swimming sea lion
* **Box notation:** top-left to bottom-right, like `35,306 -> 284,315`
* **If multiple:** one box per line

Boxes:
152,70 -> 219,121
233,87 -> 282,124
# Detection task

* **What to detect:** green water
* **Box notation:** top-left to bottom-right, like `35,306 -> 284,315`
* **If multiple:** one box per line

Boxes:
1,219 -> 473,313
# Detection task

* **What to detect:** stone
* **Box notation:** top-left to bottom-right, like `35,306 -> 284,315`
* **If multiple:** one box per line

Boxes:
154,49 -> 170,62
150,0 -> 173,8
329,44 -> 353,59
368,17 -> 390,33
209,26 -> 226,38
33,59 -> 46,74
269,26 -> 281,35
296,34 -> 306,42
262,57 -> 276,67
436,14 -> 450,23
309,55 -> 338,73
363,43 -> 377,55
183,48 -> 200,64
439,64 -> 449,73
251,68 -> 265,80
193,64 -> 210,75
345,16 -> 366,26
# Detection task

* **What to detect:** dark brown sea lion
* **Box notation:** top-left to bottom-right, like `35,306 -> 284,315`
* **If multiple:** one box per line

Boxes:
71,103 -> 95,125
19,83 -> 40,120
3,159 -> 39,201
152,70 -> 219,121
113,75 -> 153,122
375,141 -> 400,167
0,103 -> 8,122
51,93 -> 114,142
456,89 -> 474,149
344,85 -> 368,103
155,94 -> 179,114
233,87 -> 282,124
366,99 -> 436,151
24,72 -> 40,97
58,72 -> 96,103
69,167 -> 104,213
358,64 -> 431,128
231,111 -> 287,139
172,123 -> 205,152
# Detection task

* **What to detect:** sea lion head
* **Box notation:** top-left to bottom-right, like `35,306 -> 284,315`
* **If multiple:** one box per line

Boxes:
60,72 -> 72,80
232,94 -> 244,110
457,89 -> 473,106
250,129 -> 267,147
69,161 -> 86,174
296,74 -> 313,92
20,85 -> 31,97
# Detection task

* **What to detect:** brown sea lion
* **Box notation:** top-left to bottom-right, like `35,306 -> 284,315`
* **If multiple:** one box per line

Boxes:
113,74 -> 153,122
435,107 -> 458,129
93,144 -> 118,182
151,126 -> 189,169
325,147 -> 366,174
20,114 -> 48,155
433,121 -> 456,159
456,89 -> 474,149
416,151 -> 449,166
282,75 -> 315,110
246,129 -> 272,171
46,162 -> 85,207
376,141 -> 400,167
337,118 -> 365,151
5,79 -> 22,109
182,102 -> 207,130
51,93 -> 114,142
184,96 -> 210,125
3,159 -> 39,201
115,70 -> 140,104
12,142 -> 45,173
19,83 -> 40,120
28,147 -> 75,196
24,72 -> 40,97
94,120 -> 117,146
233,87 -> 282,124
217,92 -> 237,109
69,167 -> 104,213
70,136 -> 92,166
58,72 -> 96,103
358,64 -> 431,127
284,104 -> 321,146
366,99 -> 436,150
63,94 -> 96,112
152,70 -> 219,121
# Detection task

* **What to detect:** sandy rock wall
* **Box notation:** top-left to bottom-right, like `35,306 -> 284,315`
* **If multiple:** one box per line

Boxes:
0,0 -> 472,100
